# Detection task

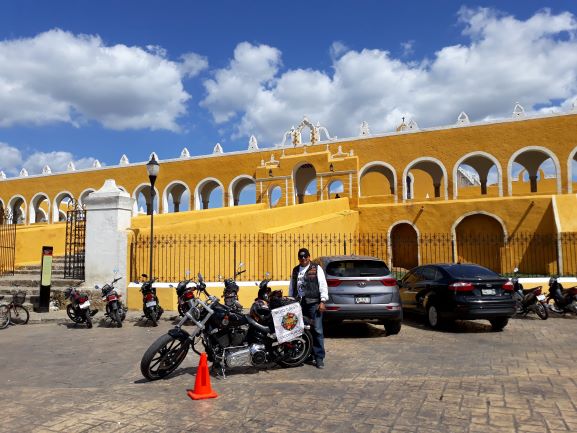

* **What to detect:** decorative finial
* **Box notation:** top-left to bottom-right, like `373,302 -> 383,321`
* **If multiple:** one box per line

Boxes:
213,143 -> 223,154
248,135 -> 259,151
0,171 -> 6,180
359,121 -> 370,136
180,147 -> 190,158
67,161 -> 76,171
513,102 -> 525,118
92,160 -> 101,168
42,165 -> 52,175
457,112 -> 470,125
20,168 -> 28,177
149,152 -> 158,161
119,154 -> 130,165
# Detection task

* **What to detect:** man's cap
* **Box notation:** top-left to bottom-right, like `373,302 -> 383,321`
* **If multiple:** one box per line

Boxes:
298,248 -> 310,258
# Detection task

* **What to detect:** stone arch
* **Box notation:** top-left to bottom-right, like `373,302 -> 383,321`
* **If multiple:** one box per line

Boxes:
328,179 -> 344,199
29,192 -> 51,224
162,180 -> 190,213
228,175 -> 256,207
8,195 -> 27,224
568,146 -> 577,193
452,212 -> 507,273
452,151 -> 503,198
507,146 -> 561,195
293,162 -> 317,204
194,177 -> 224,210
52,191 -> 73,222
358,161 -> 397,199
79,188 -> 96,205
387,221 -> 420,272
133,183 -> 160,215
402,157 -> 448,200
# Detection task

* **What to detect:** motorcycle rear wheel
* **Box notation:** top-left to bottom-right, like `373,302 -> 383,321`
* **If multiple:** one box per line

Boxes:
112,308 -> 123,327
535,302 -> 548,320
276,329 -> 313,368
140,333 -> 189,380
85,311 -> 93,329
66,305 -> 84,323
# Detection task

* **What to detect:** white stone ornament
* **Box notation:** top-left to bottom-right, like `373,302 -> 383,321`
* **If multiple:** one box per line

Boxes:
42,165 -> 52,175
457,112 -> 470,125
0,171 -> 6,180
149,152 -> 158,161
20,168 -> 28,177
180,148 -> 190,158
407,119 -> 419,130
359,121 -> 371,136
67,161 -> 76,171
513,102 -> 525,118
213,143 -> 223,154
119,154 -> 130,165
92,160 -> 102,168
248,135 -> 259,151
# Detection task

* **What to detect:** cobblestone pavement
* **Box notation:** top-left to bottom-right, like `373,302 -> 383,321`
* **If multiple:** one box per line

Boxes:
1,314 -> 576,433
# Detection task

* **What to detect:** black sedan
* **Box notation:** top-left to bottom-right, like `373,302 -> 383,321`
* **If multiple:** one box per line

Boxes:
398,264 -> 516,331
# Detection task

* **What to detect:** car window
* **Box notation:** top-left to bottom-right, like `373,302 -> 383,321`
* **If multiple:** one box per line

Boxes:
402,270 -> 418,284
446,264 -> 500,279
325,260 -> 389,277
420,267 -> 437,281
434,269 -> 445,282
404,268 -> 424,283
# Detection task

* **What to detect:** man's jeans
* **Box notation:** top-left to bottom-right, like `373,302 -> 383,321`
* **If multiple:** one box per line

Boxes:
301,301 -> 325,361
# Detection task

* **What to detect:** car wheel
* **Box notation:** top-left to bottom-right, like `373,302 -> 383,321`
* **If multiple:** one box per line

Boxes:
426,303 -> 441,329
489,318 -> 509,332
384,320 -> 401,335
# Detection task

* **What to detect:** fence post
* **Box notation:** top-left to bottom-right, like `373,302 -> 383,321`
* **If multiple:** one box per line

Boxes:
233,240 -> 237,269
343,237 -> 347,255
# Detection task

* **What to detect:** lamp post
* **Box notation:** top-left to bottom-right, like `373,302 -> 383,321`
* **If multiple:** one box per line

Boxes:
146,155 -> 160,279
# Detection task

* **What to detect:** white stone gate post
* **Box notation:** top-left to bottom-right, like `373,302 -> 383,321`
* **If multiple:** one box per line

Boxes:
84,180 -> 134,293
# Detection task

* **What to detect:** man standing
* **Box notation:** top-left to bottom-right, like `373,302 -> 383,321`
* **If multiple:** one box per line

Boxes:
288,248 -> 328,369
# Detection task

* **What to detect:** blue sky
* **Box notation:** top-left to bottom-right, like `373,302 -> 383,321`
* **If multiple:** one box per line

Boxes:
0,0 -> 576,178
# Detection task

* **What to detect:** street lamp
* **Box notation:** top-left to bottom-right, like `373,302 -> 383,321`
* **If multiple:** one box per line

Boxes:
146,155 -> 160,279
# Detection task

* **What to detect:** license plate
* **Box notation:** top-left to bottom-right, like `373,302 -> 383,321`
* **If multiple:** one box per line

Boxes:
146,301 -> 157,307
79,301 -> 90,309
355,296 -> 371,304
481,289 -> 496,295
537,294 -> 546,301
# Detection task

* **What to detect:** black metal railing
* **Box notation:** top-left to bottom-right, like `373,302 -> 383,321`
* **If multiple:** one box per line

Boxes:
64,200 -> 86,280
129,232 -> 577,282
0,210 -> 16,276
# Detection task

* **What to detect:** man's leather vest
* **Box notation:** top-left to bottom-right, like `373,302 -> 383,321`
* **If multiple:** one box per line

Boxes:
291,263 -> 320,304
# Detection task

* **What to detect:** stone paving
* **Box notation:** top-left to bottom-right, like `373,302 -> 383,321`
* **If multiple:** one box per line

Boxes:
1,314 -> 576,433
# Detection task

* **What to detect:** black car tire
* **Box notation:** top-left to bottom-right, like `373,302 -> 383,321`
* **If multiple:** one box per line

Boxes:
489,318 -> 508,332
426,303 -> 441,329
384,320 -> 401,335
535,303 -> 548,320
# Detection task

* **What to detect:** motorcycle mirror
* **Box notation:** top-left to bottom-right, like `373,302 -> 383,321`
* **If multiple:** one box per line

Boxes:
255,282 -> 259,286
185,270 -> 190,276
265,272 -> 270,279
94,285 -> 100,290
169,284 -> 174,288
513,267 -> 519,273
238,262 -> 244,269
197,272 -> 204,282
113,268 -> 118,275
218,274 -> 223,281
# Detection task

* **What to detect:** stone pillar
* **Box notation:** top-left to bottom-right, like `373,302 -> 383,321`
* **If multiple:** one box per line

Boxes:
433,183 -> 441,198
173,201 -> 180,213
479,176 -> 488,195
202,199 -> 209,209
529,175 -> 538,193
84,179 -> 134,293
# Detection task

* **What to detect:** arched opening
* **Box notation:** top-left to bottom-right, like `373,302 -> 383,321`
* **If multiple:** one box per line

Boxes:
508,147 -> 560,195
79,189 -> 95,206
403,158 -> 447,200
569,147 -> 577,193
389,223 -> 419,274
8,196 -> 26,224
359,162 -> 396,199
328,180 -> 344,199
269,186 -> 282,208
29,193 -> 50,224
0,199 -> 4,222
453,152 -> 502,198
52,192 -> 73,222
162,181 -> 190,213
294,163 -> 317,204
195,178 -> 224,210
454,213 -> 505,273
133,184 -> 159,215
229,175 -> 256,206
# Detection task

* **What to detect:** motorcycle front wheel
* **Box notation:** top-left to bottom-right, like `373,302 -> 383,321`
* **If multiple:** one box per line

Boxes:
66,305 -> 84,323
276,329 -> 313,368
85,310 -> 93,328
140,333 -> 189,380
535,302 -> 548,320
112,307 -> 123,327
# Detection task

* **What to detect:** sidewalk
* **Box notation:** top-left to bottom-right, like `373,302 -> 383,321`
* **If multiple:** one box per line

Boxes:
25,308 -> 182,325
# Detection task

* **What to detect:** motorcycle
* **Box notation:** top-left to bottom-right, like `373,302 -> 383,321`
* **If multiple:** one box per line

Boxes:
172,277 -> 195,317
221,263 -> 245,312
97,276 -> 127,327
511,268 -> 548,320
140,278 -> 164,326
64,287 -> 98,328
140,272 -> 312,380
546,276 -> 577,315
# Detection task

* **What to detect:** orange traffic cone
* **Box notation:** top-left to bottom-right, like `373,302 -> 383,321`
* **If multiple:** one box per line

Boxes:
187,352 -> 218,400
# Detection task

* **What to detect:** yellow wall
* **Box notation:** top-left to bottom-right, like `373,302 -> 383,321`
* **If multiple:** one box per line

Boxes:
14,223 -> 66,265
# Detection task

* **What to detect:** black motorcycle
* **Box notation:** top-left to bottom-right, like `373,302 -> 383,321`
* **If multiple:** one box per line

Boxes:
64,287 -> 98,328
140,272 -> 312,380
97,276 -> 127,327
511,268 -> 548,320
172,277 -> 195,317
140,278 -> 164,326
546,276 -> 577,315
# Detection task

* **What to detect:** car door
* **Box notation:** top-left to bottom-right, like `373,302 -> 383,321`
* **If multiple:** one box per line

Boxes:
413,267 -> 436,313
399,268 -> 423,311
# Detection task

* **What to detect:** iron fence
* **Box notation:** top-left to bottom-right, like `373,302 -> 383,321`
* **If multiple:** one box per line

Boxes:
64,200 -> 86,280
0,210 -> 16,276
129,231 -> 577,282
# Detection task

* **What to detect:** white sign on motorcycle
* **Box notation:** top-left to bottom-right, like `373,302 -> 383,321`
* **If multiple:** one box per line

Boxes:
271,303 -> 304,343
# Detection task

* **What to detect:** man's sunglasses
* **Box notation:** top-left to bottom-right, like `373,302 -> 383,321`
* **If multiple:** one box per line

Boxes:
298,255 -> 309,259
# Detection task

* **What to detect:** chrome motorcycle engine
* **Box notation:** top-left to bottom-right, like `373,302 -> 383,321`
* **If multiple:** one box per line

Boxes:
225,344 -> 267,368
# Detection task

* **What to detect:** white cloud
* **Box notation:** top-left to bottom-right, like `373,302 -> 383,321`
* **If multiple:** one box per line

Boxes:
400,40 -> 415,57
201,8 -> 577,145
0,29 -> 199,131
0,141 -> 97,176
179,52 -> 208,78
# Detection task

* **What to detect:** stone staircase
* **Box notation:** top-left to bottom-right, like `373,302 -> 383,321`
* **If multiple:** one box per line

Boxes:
0,257 -> 84,308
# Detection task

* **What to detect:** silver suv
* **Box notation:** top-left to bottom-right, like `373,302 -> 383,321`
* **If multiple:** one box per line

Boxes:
313,255 -> 402,335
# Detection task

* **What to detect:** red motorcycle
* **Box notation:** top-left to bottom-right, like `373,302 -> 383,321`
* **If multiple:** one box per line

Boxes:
64,287 -> 98,328
98,277 -> 127,327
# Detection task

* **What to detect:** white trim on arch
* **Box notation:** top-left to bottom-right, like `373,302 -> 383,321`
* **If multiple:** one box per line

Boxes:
52,191 -> 74,223
29,192 -> 51,224
567,146 -> 577,193
228,174 -> 256,207
507,145 -> 562,196
132,183 -> 160,216
358,161 -> 398,202
452,151 -> 503,199
194,177 -> 224,210
402,156 -> 449,200
8,194 -> 27,224
386,220 -> 421,270
161,180 -> 190,213
78,188 -> 96,205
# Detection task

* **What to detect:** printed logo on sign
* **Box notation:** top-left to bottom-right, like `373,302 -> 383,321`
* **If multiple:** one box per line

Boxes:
281,312 -> 298,331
